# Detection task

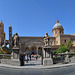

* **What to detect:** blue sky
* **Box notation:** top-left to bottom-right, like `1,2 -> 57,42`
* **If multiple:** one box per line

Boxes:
0,0 -> 75,40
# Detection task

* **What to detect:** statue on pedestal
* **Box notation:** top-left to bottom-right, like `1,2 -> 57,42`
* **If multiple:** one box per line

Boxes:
13,33 -> 19,47
44,33 -> 49,46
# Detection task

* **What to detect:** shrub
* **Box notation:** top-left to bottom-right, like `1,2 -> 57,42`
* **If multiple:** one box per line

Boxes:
53,51 -> 57,54
57,47 -> 69,53
0,51 -> 2,54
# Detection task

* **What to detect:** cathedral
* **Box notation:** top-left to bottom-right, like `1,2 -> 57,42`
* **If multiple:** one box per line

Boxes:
0,19 -> 75,55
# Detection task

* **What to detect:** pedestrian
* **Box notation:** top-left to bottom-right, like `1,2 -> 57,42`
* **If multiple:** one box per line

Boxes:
61,55 -> 64,64
29,54 -> 31,61
32,54 -> 34,58
19,54 -> 24,66
36,54 -> 38,60
25,54 -> 28,63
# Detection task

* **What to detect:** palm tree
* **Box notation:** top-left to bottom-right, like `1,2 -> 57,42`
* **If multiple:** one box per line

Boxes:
60,44 -> 65,47
65,41 -> 73,49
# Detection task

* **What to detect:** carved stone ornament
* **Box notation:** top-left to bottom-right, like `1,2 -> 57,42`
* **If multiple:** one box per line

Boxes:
44,33 -> 49,46
13,33 -> 19,47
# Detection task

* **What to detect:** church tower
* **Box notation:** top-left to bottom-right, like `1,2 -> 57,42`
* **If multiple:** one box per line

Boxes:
9,25 -> 12,48
52,19 -> 64,37
0,20 -> 5,45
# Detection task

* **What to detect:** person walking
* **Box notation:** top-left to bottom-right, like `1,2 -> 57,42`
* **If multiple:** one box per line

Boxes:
36,54 -> 38,60
29,54 -> 31,61
19,54 -> 24,66
61,55 -> 65,64
25,54 -> 28,63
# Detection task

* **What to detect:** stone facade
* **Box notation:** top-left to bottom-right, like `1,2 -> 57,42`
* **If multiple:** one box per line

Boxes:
8,19 -> 75,54
19,37 -> 44,54
1,19 -> 75,54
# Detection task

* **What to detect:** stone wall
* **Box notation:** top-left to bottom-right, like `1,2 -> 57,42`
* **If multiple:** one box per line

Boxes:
56,35 -> 60,45
60,34 -> 71,44
19,37 -> 44,47
19,37 -> 56,54
1,59 -> 20,66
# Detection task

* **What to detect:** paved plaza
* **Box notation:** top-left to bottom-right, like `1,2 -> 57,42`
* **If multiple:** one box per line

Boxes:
24,57 -> 41,66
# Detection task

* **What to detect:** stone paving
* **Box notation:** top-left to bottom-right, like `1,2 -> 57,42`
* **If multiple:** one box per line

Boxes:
24,57 -> 41,66
0,56 -> 75,69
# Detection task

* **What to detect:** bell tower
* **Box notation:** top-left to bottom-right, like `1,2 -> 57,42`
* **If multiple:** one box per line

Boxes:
0,20 -> 5,45
9,25 -> 12,48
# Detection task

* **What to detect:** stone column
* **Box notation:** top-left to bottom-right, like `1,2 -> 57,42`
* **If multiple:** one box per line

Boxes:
41,47 -> 43,65
49,48 -> 50,58
37,47 -> 38,54
43,47 -> 45,58
45,49 -> 46,58
45,48 -> 50,58
11,51 -> 13,60
43,48 -> 53,66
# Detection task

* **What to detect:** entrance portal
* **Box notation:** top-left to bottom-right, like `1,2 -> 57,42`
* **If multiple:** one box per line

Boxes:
31,46 -> 37,54
24,46 -> 42,66
32,52 -> 34,54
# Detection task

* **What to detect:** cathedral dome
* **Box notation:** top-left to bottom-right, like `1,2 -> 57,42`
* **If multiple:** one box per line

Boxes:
53,19 -> 63,29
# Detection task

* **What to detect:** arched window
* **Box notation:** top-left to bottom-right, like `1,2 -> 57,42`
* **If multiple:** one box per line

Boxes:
30,46 -> 37,54
38,47 -> 42,55
64,40 -> 66,43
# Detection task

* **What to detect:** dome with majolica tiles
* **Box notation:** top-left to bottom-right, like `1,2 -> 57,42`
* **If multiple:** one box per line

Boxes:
53,19 -> 63,29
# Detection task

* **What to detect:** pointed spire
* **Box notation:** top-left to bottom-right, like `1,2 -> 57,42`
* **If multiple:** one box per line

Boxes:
0,20 -> 3,24
56,19 -> 59,23
1,20 -> 2,23
0,21 -> 1,23
9,24 -> 12,27
10,24 -> 11,27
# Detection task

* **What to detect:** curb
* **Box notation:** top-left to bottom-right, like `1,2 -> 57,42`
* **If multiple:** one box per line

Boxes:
0,63 -> 75,69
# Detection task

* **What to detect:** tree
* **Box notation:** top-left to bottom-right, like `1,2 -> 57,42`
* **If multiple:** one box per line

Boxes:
53,51 -> 57,54
53,41 -> 73,54
57,47 -> 69,53
65,41 -> 73,49
60,44 -> 65,47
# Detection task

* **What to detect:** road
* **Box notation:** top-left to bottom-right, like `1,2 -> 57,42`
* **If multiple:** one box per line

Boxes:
0,65 -> 75,75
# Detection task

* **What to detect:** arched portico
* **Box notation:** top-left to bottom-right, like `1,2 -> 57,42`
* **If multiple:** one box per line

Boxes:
25,47 -> 31,54
30,46 -> 37,54
38,47 -> 42,55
